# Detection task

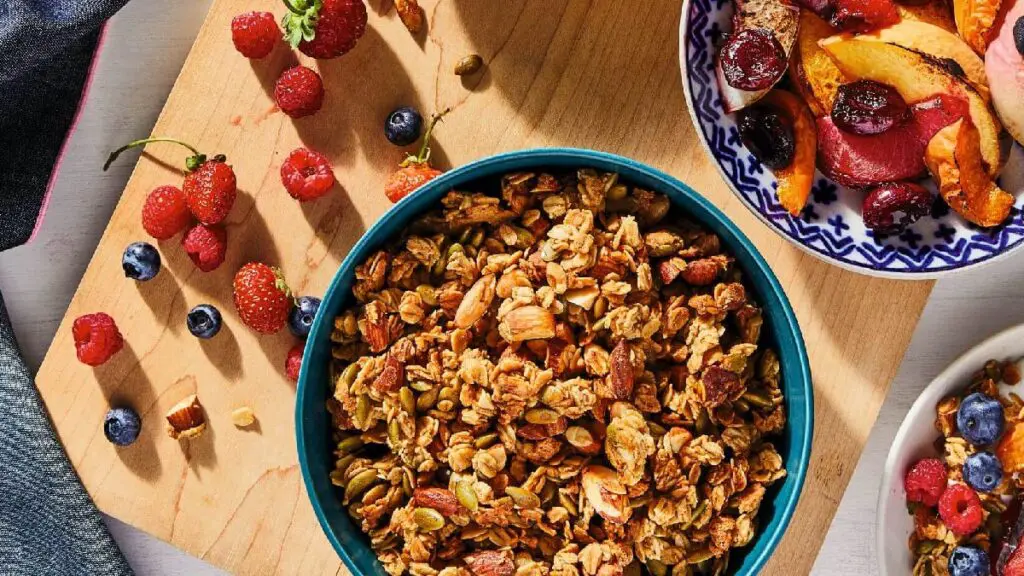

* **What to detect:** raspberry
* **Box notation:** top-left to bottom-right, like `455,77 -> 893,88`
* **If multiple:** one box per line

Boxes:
183,159 -> 237,225
231,11 -> 279,59
905,458 -> 947,506
938,484 -> 984,536
280,147 -> 335,201
274,66 -> 324,119
285,343 -> 304,381
182,224 -> 227,272
72,313 -> 124,366
142,185 -> 191,240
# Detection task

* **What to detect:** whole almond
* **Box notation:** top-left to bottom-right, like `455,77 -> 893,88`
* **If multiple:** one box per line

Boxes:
412,487 -> 461,515
464,550 -> 515,576
657,258 -> 686,285
166,395 -> 206,440
455,274 -> 496,328
498,305 -> 555,342
609,340 -> 634,400
680,258 -> 720,286
394,0 -> 423,33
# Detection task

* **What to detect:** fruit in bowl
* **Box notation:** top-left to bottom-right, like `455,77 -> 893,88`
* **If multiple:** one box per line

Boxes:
708,0 -> 1018,235
295,150 -> 812,576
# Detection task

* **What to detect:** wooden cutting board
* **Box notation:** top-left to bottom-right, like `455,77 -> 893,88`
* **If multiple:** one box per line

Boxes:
35,0 -> 932,574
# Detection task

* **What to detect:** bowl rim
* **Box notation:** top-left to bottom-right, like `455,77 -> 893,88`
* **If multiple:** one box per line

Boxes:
296,147 -> 814,576
876,322 -> 1024,576
677,0 -> 1023,281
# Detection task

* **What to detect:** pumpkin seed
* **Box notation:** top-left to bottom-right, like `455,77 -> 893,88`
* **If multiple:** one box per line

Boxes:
402,467 -> 414,497
416,284 -> 438,307
646,560 -> 667,576
687,548 -> 715,565
416,387 -> 440,411
335,454 -> 356,476
741,390 -> 773,409
354,394 -> 370,428
458,228 -> 474,244
400,387 -> 416,415
607,184 -> 629,201
469,228 -> 486,248
410,379 -> 434,392
593,296 -> 608,319
558,491 -> 578,516
647,421 -> 666,437
329,469 -> 347,487
339,362 -> 359,390
474,433 -> 499,449
436,399 -> 455,413
540,482 -> 557,506
915,540 -> 938,554
454,54 -> 484,76
337,436 -> 365,456
622,561 -> 641,576
488,527 -> 514,547
344,469 -> 380,502
362,483 -> 389,505
455,480 -> 479,512
506,486 -> 541,509
733,398 -> 750,413
525,407 -> 560,425
696,409 -> 714,435
413,507 -> 445,531
681,500 -> 707,530
388,419 -> 401,445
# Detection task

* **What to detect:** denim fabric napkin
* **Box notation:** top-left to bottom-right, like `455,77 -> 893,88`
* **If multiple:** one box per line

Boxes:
1,1 -> 132,574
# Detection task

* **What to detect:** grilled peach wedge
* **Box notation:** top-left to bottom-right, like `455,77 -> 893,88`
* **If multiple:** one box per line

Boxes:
820,35 -> 1005,175
760,90 -> 817,215
924,119 -> 1014,226
788,10 -> 845,116
954,0 -> 1002,55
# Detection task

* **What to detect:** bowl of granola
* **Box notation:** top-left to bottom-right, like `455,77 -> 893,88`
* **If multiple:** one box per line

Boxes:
879,325 -> 1024,576
296,148 -> 813,576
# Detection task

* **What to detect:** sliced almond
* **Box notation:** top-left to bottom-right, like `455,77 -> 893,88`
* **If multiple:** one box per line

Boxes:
455,274 -> 496,329
166,395 -> 206,440
582,465 -> 630,524
564,286 -> 600,310
231,406 -> 256,428
498,305 -> 555,342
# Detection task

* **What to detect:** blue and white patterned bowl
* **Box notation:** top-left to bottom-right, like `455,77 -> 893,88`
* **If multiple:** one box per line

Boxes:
679,0 -> 1024,278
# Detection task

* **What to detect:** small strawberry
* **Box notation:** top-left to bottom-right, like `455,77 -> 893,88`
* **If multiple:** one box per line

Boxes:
231,11 -> 279,59
275,66 -> 325,119
142,185 -> 192,240
233,262 -> 292,334
182,224 -> 228,272
282,0 -> 367,60
384,109 -> 449,203
281,147 -> 335,201
72,313 -> 124,366
285,343 -> 305,381
105,137 -> 237,225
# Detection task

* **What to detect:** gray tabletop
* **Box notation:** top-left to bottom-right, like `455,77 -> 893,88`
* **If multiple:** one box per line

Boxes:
3,1 -> 1024,574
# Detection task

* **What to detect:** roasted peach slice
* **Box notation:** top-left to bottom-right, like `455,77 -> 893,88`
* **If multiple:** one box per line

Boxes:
924,119 -> 1014,226
759,90 -> 817,215
820,35 -> 1005,175
788,10 -> 846,116
954,0 -> 1002,55
866,20 -> 989,101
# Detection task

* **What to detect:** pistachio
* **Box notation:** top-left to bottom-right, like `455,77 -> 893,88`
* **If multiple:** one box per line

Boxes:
413,507 -> 446,531
344,469 -> 380,503
455,54 -> 484,76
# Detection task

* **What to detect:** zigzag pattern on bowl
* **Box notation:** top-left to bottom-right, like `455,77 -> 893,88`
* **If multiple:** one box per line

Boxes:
684,0 -> 1024,274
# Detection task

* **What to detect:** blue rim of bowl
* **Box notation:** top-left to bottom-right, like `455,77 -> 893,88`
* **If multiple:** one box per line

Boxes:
677,0 -> 1024,280
297,147 -> 813,576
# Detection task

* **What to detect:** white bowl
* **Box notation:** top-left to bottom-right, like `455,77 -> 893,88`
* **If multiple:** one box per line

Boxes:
878,324 -> 1024,575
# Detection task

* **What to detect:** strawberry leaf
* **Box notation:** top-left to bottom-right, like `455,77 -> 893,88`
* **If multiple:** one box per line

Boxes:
281,0 -> 321,49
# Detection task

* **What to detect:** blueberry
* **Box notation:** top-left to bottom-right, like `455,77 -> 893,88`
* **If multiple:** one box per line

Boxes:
385,106 -> 423,146
963,451 -> 1003,492
187,304 -> 222,339
956,392 -> 1005,446
1015,16 -> 1024,56
948,546 -> 989,576
288,296 -> 321,339
122,242 -> 161,281
104,407 -> 141,446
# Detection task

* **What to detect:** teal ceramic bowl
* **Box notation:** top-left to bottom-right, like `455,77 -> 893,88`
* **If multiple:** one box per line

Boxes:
296,148 -> 813,576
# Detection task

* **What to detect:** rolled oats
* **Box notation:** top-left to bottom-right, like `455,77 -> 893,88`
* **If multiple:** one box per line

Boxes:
327,171 -> 787,575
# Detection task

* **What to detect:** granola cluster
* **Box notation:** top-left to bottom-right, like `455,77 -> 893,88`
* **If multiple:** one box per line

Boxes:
909,360 -> 1023,576
326,170 -> 788,576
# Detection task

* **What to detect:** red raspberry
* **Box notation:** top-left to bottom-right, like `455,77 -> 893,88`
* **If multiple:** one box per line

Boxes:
285,343 -> 304,381
182,224 -> 227,272
281,147 -> 335,201
142,185 -> 191,240
904,458 -> 947,507
938,484 -> 984,536
274,66 -> 324,119
184,159 -> 237,225
231,11 -> 279,59
284,0 -> 367,60
72,313 -> 124,366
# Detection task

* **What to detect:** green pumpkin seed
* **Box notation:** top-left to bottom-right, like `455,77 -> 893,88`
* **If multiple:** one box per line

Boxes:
681,501 -> 707,530
687,549 -> 715,565
696,409 -> 713,435
416,387 -> 440,411
469,228 -> 486,248
455,480 -> 479,512
339,363 -> 359,390
400,387 -> 416,415
505,486 -> 541,509
647,421 -> 666,437
344,469 -> 380,502
439,386 -> 458,402
329,469 -> 347,487
540,482 -> 557,506
354,394 -> 370,428
416,284 -> 438,307
915,540 -> 938,554
645,560 -> 667,576
402,467 -> 415,497
410,379 -> 434,392
362,483 -> 389,505
334,454 -> 356,476
741,390 -> 773,409
388,419 -> 401,445
436,399 -> 455,413
413,507 -> 445,531
733,398 -> 750,413
558,491 -> 578,516
474,433 -> 499,449
607,184 -> 629,201
458,228 -> 474,244
525,408 -> 559,425
337,436 -> 365,456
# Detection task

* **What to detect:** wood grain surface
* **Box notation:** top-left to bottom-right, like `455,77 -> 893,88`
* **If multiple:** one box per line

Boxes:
34,0 -> 932,574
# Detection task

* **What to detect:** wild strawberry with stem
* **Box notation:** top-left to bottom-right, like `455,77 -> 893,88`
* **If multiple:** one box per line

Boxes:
282,0 -> 367,60
105,137 -> 237,225
384,109 -> 450,203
